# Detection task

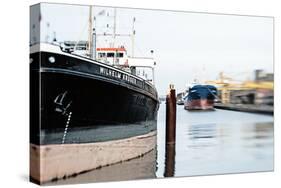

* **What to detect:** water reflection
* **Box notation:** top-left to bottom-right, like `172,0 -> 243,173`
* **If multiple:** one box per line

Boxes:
189,124 -> 216,137
187,123 -> 217,149
242,122 -> 273,141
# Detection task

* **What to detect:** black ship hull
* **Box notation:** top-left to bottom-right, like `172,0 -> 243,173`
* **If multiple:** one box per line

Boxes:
30,46 -> 159,145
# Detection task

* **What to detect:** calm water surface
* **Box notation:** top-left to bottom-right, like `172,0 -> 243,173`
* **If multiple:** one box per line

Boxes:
157,103 -> 273,177
49,103 -> 273,185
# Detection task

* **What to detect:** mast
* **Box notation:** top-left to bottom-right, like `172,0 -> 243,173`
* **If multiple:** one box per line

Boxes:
113,8 -> 117,47
53,31 -> 57,42
92,28 -> 96,60
88,6 -> 93,58
131,17 -> 136,57
45,22 -> 50,42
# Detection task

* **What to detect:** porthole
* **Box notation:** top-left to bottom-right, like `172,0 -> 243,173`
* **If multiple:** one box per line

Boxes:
48,56 -> 55,63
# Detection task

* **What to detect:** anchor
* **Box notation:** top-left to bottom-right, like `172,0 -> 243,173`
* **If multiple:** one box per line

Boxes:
54,91 -> 72,116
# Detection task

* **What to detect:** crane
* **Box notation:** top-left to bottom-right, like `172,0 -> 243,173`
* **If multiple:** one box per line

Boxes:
205,72 -> 273,104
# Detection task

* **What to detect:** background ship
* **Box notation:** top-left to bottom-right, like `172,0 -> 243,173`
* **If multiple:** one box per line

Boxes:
184,85 -> 217,110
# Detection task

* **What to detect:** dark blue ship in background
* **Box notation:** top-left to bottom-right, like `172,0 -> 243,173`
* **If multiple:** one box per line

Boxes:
184,85 -> 217,110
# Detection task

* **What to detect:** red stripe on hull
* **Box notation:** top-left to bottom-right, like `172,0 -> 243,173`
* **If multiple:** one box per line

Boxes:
184,99 -> 214,110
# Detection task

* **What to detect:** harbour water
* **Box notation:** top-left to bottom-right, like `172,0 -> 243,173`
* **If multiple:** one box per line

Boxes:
157,103 -> 273,177
49,103 -> 273,185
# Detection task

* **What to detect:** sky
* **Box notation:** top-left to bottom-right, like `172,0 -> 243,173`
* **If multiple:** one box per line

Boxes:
30,3 -> 274,95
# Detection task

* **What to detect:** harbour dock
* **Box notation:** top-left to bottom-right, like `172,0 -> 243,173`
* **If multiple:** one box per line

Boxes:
214,103 -> 273,115
205,70 -> 274,115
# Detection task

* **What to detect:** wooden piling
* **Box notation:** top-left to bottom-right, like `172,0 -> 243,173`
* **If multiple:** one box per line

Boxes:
165,84 -> 176,145
164,84 -> 177,177
164,144 -> 176,177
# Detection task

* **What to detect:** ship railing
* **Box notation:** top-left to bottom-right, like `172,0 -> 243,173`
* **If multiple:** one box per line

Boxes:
34,42 -> 158,97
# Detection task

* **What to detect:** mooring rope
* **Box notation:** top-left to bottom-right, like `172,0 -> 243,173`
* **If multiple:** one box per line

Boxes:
61,112 -> 72,144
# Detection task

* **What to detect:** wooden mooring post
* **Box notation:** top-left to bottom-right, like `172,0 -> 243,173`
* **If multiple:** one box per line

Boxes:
164,84 -> 177,177
165,84 -> 176,145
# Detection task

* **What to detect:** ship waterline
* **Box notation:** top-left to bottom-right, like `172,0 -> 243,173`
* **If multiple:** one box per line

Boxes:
30,130 -> 157,183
